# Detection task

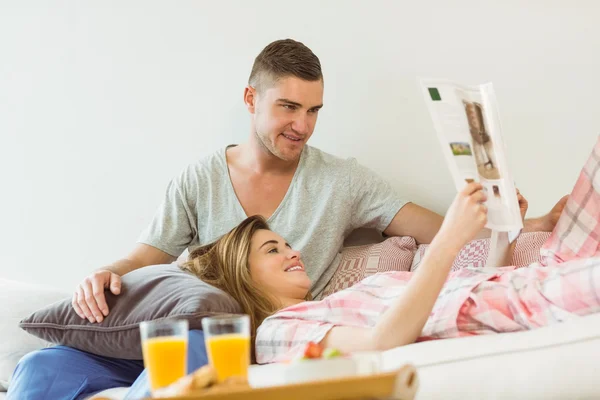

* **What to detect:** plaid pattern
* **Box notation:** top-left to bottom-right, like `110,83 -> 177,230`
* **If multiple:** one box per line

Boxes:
319,236 -> 416,299
456,258 -> 600,335
256,267 -> 502,364
256,259 -> 600,364
411,232 -> 551,272
541,136 -> 600,264
452,239 -> 489,269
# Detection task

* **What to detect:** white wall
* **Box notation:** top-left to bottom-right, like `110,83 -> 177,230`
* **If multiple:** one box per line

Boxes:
1,0 -> 599,291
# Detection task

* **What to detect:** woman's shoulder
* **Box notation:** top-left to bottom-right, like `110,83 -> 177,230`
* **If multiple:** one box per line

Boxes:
264,300 -> 319,319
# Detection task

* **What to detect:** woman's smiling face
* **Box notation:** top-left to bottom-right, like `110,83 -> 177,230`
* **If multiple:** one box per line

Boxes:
248,229 -> 311,302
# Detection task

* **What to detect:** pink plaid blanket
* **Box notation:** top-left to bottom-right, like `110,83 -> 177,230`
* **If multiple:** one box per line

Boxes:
255,135 -> 600,365
256,267 -> 499,364
541,136 -> 600,264
256,259 -> 600,363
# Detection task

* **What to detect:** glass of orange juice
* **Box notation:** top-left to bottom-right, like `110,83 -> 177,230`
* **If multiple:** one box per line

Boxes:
201,315 -> 250,383
139,319 -> 188,394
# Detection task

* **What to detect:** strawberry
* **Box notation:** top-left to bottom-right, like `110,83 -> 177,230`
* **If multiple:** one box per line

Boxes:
303,341 -> 323,359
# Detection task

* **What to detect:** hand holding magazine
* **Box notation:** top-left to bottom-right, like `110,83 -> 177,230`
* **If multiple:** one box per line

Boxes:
420,79 -> 523,235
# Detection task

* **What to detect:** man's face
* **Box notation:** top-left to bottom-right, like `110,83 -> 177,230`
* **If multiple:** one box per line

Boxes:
252,77 -> 324,162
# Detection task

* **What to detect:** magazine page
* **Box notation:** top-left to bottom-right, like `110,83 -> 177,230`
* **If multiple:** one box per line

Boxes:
420,79 -> 523,232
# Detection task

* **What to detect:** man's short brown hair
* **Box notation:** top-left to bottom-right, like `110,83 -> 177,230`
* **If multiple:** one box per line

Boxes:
248,39 -> 323,92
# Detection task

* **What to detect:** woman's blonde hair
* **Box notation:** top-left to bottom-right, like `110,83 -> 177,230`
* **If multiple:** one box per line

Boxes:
180,215 -> 281,347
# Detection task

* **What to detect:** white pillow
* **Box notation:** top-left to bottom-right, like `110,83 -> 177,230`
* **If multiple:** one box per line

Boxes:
0,278 -> 68,390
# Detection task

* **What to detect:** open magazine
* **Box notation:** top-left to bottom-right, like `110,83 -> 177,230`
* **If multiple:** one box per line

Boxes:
420,79 -> 523,234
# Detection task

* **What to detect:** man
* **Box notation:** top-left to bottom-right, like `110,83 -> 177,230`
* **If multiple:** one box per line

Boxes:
72,38 -> 439,324
73,39 -> 563,324
8,39 -> 565,399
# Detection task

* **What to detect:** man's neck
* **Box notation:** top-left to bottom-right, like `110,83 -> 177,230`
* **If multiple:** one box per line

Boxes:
231,135 -> 300,176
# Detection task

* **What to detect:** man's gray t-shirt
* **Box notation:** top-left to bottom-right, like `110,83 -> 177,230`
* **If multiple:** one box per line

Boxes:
138,145 -> 408,298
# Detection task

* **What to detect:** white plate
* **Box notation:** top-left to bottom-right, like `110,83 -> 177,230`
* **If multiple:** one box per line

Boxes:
249,352 -> 383,387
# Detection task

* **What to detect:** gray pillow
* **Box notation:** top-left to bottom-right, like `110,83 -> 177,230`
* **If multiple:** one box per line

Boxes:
19,264 -> 241,359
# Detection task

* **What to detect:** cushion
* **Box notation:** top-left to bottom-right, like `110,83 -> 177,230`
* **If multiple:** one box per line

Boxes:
320,236 -> 417,298
0,278 -> 68,391
20,264 -> 242,360
411,231 -> 552,272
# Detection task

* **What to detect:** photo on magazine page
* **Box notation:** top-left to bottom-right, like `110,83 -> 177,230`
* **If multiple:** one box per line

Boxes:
482,180 -> 511,227
462,100 -> 501,180
448,140 -> 478,182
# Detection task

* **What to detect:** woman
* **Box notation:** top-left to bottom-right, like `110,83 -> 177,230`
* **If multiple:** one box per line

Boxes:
182,183 -> 600,364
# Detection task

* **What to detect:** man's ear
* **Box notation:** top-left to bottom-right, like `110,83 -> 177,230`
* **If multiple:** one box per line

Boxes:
244,86 -> 257,114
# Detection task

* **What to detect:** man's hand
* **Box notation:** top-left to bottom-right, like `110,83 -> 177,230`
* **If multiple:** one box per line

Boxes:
72,270 -> 122,323
70,245 -> 176,323
516,189 -> 529,221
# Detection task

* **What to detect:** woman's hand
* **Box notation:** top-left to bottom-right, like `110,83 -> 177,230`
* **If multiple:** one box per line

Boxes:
438,182 -> 488,250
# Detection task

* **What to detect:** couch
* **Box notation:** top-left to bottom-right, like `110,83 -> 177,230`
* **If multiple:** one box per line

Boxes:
2,232 -> 600,399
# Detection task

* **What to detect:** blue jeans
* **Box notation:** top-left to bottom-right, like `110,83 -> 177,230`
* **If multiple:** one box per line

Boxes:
7,330 -> 208,400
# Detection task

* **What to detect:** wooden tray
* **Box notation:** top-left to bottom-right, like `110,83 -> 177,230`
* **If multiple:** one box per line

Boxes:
154,368 -> 417,400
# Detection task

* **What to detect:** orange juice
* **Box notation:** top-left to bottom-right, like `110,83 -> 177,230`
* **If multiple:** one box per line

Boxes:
205,333 -> 250,382
142,336 -> 187,391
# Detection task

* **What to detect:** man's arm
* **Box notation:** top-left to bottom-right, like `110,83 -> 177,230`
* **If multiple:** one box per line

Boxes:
384,195 -> 567,244
381,203 -> 494,244
72,244 -> 176,323
103,243 -> 176,276
383,203 -> 444,245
